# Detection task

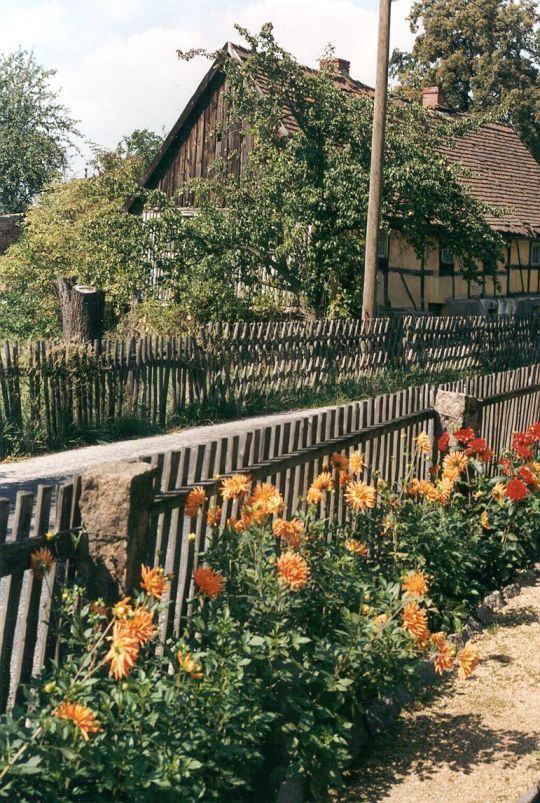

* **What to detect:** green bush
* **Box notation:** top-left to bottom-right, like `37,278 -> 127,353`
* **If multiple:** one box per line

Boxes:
1,426 -> 539,801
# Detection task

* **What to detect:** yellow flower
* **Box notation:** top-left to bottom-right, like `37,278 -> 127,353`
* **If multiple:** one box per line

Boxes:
105,623 -> 139,679
345,538 -> 368,556
220,474 -> 252,500
480,510 -> 491,530
348,450 -> 365,476
44,530 -> 57,541
54,701 -> 103,741
415,432 -> 431,455
277,552 -> 310,591
30,547 -> 55,579
178,649 -> 203,679
187,532 -> 197,542
492,482 -> 506,501
442,452 -> 469,476
458,643 -> 479,679
272,518 -> 304,547
306,485 -> 323,505
312,472 -> 334,491
435,477 -> 455,504
345,481 -> 376,512
402,571 -> 429,597
140,565 -> 169,599
184,486 -> 207,518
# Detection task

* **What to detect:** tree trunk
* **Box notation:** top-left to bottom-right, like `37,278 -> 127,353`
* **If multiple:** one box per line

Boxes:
54,277 -> 105,342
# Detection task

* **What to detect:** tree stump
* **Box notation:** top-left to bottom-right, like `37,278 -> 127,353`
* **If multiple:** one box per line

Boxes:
54,277 -> 105,341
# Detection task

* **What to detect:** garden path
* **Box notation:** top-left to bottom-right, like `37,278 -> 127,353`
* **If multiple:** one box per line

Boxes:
338,574 -> 540,803
0,402 -> 333,504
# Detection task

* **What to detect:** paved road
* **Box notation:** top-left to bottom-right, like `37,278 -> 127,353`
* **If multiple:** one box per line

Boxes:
0,403 -> 332,505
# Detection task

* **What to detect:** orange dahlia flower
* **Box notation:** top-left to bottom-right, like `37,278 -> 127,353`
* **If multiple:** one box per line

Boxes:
345,481 -> 376,511
194,565 -> 225,598
402,571 -> 429,597
431,633 -> 454,675
140,565 -> 169,599
458,643 -> 479,679
105,622 -> 139,679
339,469 -> 352,487
442,452 -> 469,475
480,510 -> 491,530
272,517 -> 304,547
277,551 -> 310,591
123,607 -> 155,646
330,452 -> 349,470
248,483 -> 285,520
402,602 -> 430,645
491,482 -> 506,500
220,474 -> 252,500
54,701 -> 103,741
184,486 -> 207,518
30,547 -> 55,579
306,485 -> 323,505
206,506 -> 222,527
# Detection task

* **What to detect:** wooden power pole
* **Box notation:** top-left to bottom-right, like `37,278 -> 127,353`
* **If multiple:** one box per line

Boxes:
362,0 -> 393,320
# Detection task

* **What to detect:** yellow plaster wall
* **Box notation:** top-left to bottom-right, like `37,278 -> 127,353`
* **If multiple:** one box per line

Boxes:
382,232 -> 538,311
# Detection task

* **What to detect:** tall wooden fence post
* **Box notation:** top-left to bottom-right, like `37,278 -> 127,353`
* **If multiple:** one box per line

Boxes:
434,389 -> 483,440
78,461 -> 157,602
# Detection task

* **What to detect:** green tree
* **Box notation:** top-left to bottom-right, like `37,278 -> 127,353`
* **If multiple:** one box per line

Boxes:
113,128 -> 164,180
0,145 -> 154,338
391,0 -> 540,161
0,49 -> 79,213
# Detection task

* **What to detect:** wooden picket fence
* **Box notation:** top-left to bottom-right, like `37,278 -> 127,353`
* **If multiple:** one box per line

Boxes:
1,314 -> 540,456
1,361 -> 540,710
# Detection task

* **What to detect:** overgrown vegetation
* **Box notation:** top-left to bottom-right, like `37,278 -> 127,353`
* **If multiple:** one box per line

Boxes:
2,426 -> 539,800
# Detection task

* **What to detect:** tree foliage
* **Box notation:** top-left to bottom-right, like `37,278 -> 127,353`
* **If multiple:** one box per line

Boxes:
0,49 -> 79,213
391,0 -> 540,161
157,24 -> 504,317
0,141 -> 158,338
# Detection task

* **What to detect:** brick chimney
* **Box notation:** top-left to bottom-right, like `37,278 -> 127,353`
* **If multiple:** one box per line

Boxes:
422,86 -> 448,109
320,57 -> 351,76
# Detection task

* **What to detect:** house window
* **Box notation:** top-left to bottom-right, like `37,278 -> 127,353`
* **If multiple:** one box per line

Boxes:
531,242 -> 540,266
440,245 -> 454,276
377,231 -> 389,261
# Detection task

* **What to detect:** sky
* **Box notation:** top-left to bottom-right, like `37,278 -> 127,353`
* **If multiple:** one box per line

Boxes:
0,0 -> 416,174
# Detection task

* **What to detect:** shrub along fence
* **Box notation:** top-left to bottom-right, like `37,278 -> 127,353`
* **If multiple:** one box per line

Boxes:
1,361 -> 540,712
1,313 -> 540,456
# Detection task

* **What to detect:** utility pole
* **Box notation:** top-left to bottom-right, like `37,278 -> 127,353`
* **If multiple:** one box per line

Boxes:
362,0 -> 393,320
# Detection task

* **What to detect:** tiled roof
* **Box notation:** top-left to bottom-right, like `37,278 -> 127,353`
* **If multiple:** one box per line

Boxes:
440,122 -> 540,238
232,43 -> 540,239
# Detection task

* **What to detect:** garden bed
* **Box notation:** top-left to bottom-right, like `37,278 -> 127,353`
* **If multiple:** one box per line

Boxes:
1,424 -> 540,801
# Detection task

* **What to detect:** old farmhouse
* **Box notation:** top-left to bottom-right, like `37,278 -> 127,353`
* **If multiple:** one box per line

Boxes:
130,43 -> 540,315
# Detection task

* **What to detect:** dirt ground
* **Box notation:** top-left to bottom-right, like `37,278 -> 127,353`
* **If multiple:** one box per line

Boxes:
338,576 -> 540,803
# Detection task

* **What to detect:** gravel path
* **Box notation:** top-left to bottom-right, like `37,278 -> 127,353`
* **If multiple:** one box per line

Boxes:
339,575 -> 540,803
0,403 -> 332,504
